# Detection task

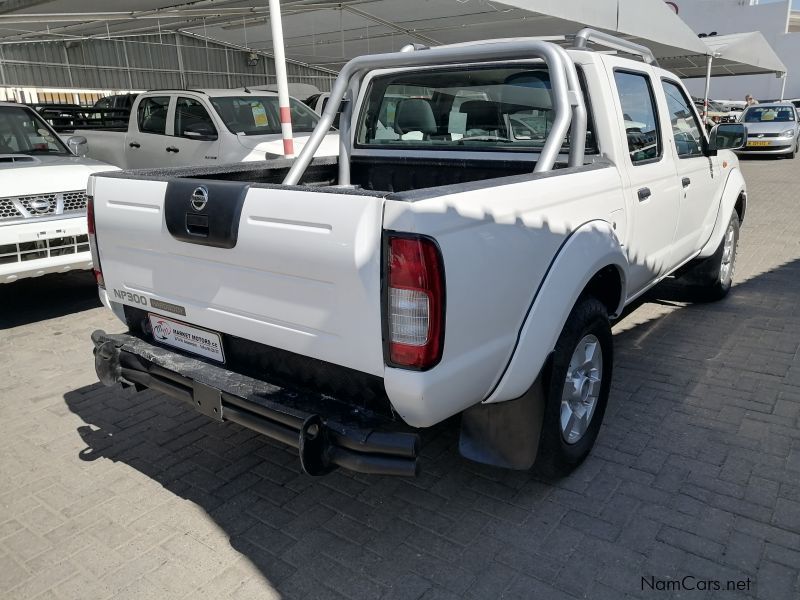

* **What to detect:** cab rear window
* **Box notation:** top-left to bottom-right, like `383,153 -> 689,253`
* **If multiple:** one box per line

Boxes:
356,65 -> 597,154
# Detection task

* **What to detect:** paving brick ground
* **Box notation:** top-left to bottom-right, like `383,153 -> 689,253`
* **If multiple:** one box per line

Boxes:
2,157 -> 800,600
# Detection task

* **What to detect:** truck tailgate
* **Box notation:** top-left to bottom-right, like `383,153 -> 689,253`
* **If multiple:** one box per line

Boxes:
92,175 -> 386,377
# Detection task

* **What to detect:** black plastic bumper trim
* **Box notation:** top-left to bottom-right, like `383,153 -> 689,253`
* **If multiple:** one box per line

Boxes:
91,329 -> 419,477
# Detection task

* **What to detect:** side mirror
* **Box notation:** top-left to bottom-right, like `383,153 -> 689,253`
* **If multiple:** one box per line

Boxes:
66,135 -> 88,157
708,123 -> 746,154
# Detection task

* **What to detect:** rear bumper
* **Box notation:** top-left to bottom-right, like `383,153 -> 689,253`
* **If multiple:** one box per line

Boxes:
91,329 -> 420,477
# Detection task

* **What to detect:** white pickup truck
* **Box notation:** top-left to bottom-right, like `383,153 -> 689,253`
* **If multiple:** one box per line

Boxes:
75,89 -> 339,169
89,31 -> 748,477
0,103 -> 116,283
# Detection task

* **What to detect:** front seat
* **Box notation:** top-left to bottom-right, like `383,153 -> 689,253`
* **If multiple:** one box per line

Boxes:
394,98 -> 438,138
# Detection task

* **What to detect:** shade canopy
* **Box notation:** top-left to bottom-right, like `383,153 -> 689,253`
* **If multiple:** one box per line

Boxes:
0,0 -> 708,67
0,0 -> 785,79
661,31 -> 787,79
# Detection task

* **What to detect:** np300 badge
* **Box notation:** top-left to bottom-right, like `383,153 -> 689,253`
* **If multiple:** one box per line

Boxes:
191,186 -> 209,211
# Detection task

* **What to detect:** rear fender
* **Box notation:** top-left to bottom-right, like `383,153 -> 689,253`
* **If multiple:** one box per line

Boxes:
697,166 -> 746,258
483,219 -> 626,404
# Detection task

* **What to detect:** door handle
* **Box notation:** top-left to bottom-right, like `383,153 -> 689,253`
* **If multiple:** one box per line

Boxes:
128,141 -> 140,148
637,187 -> 651,201
166,146 -> 179,153
682,177 -> 691,188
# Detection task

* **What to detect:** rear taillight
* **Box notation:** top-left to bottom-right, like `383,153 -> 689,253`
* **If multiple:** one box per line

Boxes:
386,234 -> 445,370
87,195 -> 105,288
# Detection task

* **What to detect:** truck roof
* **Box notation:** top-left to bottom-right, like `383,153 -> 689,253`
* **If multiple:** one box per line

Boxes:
141,88 -> 281,97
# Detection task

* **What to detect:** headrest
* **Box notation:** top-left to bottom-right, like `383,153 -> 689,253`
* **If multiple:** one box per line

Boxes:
460,100 -> 504,133
395,98 -> 437,135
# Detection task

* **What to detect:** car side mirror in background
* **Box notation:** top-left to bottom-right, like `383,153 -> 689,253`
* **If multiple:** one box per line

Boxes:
708,123 -> 746,154
66,135 -> 88,157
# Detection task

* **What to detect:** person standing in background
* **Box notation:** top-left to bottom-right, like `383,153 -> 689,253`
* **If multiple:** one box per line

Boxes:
745,94 -> 759,106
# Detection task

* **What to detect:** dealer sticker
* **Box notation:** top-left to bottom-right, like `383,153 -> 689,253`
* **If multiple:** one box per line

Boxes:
148,314 -> 224,363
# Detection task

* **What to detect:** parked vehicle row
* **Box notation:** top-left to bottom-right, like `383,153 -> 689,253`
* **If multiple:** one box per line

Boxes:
89,31 -> 748,478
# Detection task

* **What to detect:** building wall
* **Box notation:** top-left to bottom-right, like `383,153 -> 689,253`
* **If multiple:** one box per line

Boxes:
668,0 -> 797,100
0,33 -> 335,94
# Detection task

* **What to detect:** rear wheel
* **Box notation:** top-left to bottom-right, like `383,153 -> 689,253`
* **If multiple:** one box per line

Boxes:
534,297 -> 613,478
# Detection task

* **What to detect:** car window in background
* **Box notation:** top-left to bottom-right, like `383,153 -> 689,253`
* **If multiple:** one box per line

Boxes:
613,70 -> 661,164
137,96 -> 170,135
209,96 -> 319,135
0,106 -> 69,155
356,65 -> 597,153
742,106 -> 796,123
174,97 -> 217,139
661,80 -> 705,158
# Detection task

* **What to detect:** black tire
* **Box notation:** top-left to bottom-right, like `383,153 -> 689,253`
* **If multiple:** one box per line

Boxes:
789,142 -> 798,159
683,212 -> 740,301
534,297 -> 613,478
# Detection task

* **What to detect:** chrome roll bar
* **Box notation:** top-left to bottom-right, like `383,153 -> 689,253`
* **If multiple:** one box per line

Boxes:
573,28 -> 659,66
283,39 -> 588,186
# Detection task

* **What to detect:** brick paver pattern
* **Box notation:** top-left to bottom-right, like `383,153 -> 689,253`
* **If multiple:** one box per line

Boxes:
1,158 -> 799,600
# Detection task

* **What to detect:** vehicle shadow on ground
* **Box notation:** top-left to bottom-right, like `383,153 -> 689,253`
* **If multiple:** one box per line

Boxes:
63,258 -> 800,599
0,271 -> 100,329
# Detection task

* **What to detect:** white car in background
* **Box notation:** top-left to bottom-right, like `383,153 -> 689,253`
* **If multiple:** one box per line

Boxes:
0,102 -> 117,283
73,89 -> 339,169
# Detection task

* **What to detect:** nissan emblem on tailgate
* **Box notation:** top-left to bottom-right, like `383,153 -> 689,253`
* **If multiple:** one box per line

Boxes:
191,186 -> 209,212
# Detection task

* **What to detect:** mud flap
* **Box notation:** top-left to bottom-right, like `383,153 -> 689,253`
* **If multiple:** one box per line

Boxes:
459,371 -> 546,470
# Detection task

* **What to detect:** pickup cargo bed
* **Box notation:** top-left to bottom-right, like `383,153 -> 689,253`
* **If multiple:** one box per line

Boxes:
99,155 -> 542,193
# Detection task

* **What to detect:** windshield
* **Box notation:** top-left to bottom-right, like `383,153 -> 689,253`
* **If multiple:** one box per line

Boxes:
356,65 -> 597,153
0,106 -> 69,155
209,96 -> 319,135
742,106 -> 796,123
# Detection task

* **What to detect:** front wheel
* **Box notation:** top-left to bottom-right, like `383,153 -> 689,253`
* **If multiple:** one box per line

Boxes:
534,297 -> 613,478
684,212 -> 740,301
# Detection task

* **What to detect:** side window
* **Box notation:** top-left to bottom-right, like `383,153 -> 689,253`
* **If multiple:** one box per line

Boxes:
175,97 -> 217,140
137,96 -> 170,135
661,80 -> 705,158
613,71 -> 661,164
